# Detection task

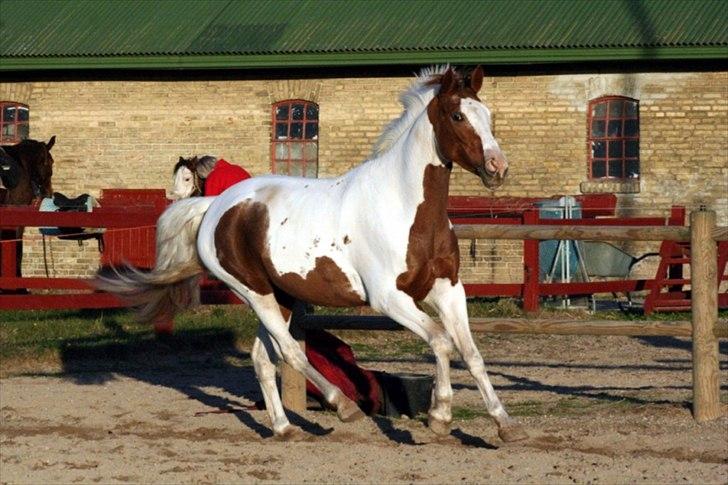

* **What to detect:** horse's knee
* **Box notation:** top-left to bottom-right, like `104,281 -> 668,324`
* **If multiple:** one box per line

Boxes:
464,354 -> 486,376
278,343 -> 308,371
430,332 -> 454,356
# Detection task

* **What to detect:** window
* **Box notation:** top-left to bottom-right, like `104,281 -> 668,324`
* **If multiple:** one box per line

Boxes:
0,101 -> 29,144
271,100 -> 318,177
588,96 -> 639,179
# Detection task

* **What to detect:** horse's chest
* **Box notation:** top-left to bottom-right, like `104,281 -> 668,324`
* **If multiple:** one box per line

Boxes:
393,165 -> 459,301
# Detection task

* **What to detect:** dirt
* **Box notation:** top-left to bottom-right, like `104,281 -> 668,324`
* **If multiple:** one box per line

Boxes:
1,333 -> 727,483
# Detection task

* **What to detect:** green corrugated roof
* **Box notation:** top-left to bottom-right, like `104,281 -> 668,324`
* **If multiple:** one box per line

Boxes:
0,0 -> 726,70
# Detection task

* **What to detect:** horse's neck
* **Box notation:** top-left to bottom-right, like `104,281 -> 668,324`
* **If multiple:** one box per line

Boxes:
366,113 -> 451,215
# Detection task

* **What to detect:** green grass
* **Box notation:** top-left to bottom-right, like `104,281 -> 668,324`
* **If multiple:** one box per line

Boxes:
450,396 -> 639,420
1,300 -> 725,375
0,306 -> 260,373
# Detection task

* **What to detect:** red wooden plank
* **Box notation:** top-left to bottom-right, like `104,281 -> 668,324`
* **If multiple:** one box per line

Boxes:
0,293 -> 124,310
0,207 -> 161,228
0,277 -> 95,290
522,209 -> 540,312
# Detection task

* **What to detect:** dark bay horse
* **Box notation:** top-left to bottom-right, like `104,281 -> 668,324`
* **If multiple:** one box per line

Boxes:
98,67 -> 527,442
0,136 -> 55,205
0,136 -> 56,281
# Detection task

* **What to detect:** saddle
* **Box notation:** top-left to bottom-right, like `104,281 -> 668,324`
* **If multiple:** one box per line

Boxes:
0,147 -> 21,190
53,192 -> 93,212
39,192 -> 104,246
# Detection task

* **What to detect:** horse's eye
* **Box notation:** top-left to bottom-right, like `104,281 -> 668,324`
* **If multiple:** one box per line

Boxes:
452,112 -> 464,122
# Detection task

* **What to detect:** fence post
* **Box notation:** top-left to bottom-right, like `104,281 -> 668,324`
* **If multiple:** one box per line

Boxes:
280,301 -> 307,413
690,208 -> 721,421
522,209 -> 540,312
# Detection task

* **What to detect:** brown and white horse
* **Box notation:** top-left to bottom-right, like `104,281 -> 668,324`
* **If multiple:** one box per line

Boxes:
98,67 -> 526,442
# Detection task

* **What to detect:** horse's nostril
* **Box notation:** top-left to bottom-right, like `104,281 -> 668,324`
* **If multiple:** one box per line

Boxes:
484,158 -> 498,175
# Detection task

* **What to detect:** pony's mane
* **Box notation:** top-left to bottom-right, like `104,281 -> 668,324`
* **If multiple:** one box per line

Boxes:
173,156 -> 217,177
371,65 -> 453,157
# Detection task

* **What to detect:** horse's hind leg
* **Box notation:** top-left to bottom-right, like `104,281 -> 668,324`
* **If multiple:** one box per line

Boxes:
425,279 -> 528,442
246,292 -> 365,424
251,329 -> 304,439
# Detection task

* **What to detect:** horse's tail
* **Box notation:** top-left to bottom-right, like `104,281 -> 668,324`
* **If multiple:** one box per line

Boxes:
95,197 -> 215,323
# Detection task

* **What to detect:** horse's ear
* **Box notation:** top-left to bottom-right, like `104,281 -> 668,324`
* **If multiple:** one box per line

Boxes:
178,156 -> 184,163
440,67 -> 458,94
470,66 -> 484,93
46,136 -> 56,150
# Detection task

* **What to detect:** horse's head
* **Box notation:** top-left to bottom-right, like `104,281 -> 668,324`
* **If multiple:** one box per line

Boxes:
19,136 -> 55,199
427,66 -> 508,189
171,156 -> 201,199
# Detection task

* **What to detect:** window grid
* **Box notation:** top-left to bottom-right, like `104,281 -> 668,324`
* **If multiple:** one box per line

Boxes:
0,101 -> 30,144
587,96 -> 639,180
270,100 -> 319,177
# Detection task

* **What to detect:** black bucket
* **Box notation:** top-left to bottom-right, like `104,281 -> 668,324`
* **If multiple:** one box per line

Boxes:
373,371 -> 433,418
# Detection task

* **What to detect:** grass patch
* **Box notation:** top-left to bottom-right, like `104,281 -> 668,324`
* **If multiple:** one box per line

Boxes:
451,396 -> 641,421
0,306 -> 260,375
3,299 -> 725,375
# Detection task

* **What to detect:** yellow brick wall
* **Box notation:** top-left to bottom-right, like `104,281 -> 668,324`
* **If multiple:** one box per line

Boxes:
2,70 -> 725,284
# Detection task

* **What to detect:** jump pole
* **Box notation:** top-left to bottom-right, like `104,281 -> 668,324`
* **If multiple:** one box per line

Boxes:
690,208 -> 721,421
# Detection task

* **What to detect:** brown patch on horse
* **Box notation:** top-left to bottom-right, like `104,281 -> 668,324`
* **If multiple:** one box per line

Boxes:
215,200 -> 274,295
396,164 -> 459,301
275,257 -> 365,307
215,200 -> 365,308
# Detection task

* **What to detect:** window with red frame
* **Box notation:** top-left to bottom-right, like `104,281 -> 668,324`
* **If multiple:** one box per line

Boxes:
0,102 -> 29,144
588,96 -> 639,179
271,100 -> 318,177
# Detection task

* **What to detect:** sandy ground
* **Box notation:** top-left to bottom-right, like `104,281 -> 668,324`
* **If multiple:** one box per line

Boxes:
1,333 -> 727,484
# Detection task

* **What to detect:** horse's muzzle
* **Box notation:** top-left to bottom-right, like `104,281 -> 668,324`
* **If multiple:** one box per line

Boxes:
477,161 -> 508,189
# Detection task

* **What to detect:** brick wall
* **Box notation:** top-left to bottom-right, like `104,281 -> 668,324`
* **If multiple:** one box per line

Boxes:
1,69 -> 725,282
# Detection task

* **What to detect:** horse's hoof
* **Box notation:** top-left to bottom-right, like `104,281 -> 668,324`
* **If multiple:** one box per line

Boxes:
428,415 -> 452,436
273,425 -> 306,442
498,423 -> 529,443
336,399 -> 365,422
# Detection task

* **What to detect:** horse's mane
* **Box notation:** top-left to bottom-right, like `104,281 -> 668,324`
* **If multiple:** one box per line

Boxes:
371,65 -> 452,158
174,156 -> 217,177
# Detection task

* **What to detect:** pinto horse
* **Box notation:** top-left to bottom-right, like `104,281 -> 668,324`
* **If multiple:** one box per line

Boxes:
0,136 -> 55,282
98,67 -> 527,442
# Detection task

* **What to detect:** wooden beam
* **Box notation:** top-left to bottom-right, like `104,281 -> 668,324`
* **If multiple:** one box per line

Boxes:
299,314 -> 728,338
453,224 -> 691,242
690,209 -> 722,422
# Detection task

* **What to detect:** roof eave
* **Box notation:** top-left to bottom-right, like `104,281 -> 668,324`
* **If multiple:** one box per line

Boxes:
1,46 -> 725,71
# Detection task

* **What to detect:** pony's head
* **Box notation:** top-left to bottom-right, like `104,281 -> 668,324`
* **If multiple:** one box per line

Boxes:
170,155 -> 219,199
427,66 -> 508,189
171,156 -> 201,199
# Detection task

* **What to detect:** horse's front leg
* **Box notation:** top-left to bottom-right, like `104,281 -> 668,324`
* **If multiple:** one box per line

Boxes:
424,279 -> 528,442
376,291 -> 455,436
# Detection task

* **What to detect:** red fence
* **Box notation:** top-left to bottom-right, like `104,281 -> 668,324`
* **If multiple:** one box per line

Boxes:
3,190 -> 720,313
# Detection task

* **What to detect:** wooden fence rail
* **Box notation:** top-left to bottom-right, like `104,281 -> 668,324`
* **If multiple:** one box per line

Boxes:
283,208 -> 725,422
